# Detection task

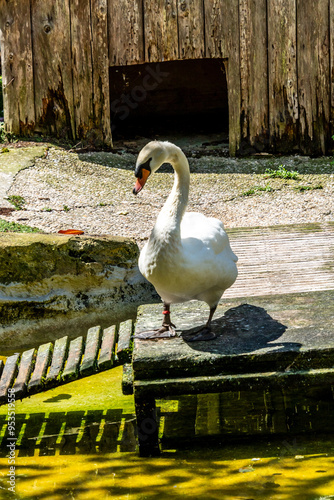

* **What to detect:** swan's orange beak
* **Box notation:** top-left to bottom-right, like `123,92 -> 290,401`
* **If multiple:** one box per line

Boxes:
133,168 -> 150,195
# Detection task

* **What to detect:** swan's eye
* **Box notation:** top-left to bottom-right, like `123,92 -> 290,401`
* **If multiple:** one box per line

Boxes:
135,157 -> 152,178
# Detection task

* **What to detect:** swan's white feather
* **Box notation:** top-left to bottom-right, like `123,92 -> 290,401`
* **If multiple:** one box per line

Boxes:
137,141 -> 238,309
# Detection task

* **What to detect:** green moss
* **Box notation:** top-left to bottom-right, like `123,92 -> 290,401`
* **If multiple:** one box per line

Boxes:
0,219 -> 41,233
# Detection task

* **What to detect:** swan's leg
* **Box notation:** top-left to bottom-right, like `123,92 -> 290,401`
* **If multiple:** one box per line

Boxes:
135,303 -> 176,339
183,305 -> 217,342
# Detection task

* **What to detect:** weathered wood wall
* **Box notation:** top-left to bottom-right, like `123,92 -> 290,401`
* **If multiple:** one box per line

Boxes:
0,0 -> 333,155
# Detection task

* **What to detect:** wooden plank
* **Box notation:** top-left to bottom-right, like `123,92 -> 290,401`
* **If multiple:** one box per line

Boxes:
204,0 -> 241,156
297,0 -> 330,154
91,0 -> 112,146
70,0 -> 94,141
0,354 -> 20,403
62,336 -> 84,382
330,0 -> 334,147
117,320 -> 133,364
109,0 -> 144,65
134,369 -> 334,398
28,342 -> 52,394
31,0 -> 75,139
226,222 -> 334,298
239,0 -> 268,153
12,348 -> 36,399
80,325 -> 102,376
268,0 -> 298,152
178,0 -> 204,59
143,0 -> 178,62
98,325 -> 116,370
0,0 -> 35,135
45,336 -> 69,386
204,0 -> 229,59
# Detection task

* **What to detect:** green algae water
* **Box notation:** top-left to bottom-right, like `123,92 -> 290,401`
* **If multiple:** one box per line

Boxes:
0,367 -> 333,499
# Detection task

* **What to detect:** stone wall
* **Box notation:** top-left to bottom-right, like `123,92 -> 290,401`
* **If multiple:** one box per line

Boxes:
0,233 -> 156,354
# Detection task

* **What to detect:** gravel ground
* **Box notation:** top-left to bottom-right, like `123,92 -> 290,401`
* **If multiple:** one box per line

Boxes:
2,143 -> 334,247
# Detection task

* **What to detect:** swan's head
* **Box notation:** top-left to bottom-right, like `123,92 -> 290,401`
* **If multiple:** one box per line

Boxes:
133,141 -> 168,195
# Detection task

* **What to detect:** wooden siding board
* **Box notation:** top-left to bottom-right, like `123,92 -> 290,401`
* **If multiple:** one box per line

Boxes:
239,0 -> 269,153
91,0 -> 112,146
204,0 -> 229,58
268,0 -> 298,152
297,0 -> 330,154
203,0 -> 241,156
0,0 -> 35,135
331,0 -> 334,147
31,0 -> 75,138
178,0 -> 205,59
70,0 -> 94,140
143,0 -> 178,62
109,0 -> 144,65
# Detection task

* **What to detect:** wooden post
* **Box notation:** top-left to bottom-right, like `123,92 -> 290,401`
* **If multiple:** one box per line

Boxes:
0,0 -> 35,135
134,393 -> 160,457
268,0 -> 298,153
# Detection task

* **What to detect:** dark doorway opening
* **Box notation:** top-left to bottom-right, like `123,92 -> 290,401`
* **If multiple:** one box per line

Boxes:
109,59 -> 228,141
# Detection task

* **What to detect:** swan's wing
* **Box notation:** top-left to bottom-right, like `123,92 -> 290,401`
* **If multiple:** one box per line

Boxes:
181,212 -> 238,260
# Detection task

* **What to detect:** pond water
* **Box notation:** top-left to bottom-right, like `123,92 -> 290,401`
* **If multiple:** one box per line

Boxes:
0,367 -> 333,499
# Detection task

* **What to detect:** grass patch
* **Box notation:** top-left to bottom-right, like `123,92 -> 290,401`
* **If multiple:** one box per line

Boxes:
0,219 -> 41,233
7,195 -> 26,210
264,165 -> 299,180
294,184 -> 323,192
242,184 -> 274,196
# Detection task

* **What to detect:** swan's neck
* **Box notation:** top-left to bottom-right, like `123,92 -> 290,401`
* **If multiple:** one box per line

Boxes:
153,146 -> 190,247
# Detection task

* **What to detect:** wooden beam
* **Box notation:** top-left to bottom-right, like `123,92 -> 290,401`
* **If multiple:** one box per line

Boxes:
143,0 -> 178,62
0,0 -> 35,135
31,0 -> 75,138
297,0 -> 330,154
109,0 -> 144,65
268,0 -> 298,152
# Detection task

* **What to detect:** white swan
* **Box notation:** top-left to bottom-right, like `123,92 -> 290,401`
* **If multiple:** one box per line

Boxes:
133,141 -> 238,341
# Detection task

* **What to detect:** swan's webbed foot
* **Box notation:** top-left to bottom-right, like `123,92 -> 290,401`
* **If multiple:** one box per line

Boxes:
135,323 -> 176,340
183,327 -> 217,342
183,305 -> 218,342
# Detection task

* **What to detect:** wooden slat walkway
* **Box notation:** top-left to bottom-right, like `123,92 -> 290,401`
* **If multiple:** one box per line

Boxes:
0,320 -> 134,405
226,222 -> 334,298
